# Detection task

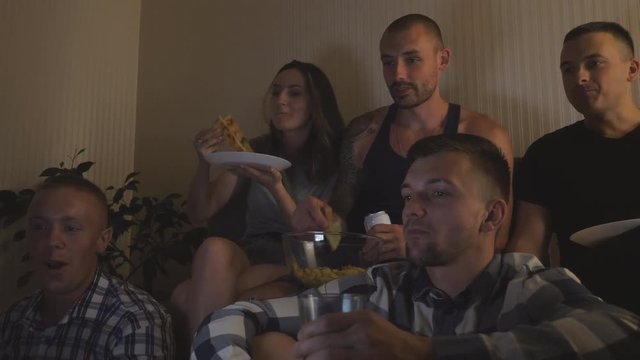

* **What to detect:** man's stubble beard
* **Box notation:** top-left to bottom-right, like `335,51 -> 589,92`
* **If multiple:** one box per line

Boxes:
392,82 -> 436,109
408,241 -> 450,267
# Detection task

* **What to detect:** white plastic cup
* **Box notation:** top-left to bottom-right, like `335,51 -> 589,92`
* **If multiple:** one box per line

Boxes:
364,211 -> 391,233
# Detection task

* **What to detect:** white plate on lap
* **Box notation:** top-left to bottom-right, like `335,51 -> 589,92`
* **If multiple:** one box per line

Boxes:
569,218 -> 640,247
205,151 -> 291,170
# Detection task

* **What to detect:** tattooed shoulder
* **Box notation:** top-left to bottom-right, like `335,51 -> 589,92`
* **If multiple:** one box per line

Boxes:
345,107 -> 387,142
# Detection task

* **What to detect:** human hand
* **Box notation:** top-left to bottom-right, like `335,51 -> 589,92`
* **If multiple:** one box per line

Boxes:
193,126 -> 225,162
293,310 -> 432,360
367,224 -> 406,262
231,165 -> 282,190
291,196 -> 333,232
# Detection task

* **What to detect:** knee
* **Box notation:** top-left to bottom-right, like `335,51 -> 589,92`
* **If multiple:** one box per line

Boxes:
170,280 -> 190,310
193,236 -> 248,273
194,237 -> 236,264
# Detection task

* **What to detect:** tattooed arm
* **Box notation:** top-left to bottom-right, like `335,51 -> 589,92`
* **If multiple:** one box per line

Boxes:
330,107 -> 388,219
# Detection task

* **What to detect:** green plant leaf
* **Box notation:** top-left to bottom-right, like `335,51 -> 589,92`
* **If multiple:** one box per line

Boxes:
125,180 -> 139,191
142,260 -> 157,286
17,271 -> 33,288
166,193 -> 181,200
125,171 -> 141,183
167,242 -> 194,265
76,161 -> 95,173
0,191 -> 17,220
0,189 -> 17,203
40,168 -> 62,177
113,188 -> 126,203
142,197 -> 154,209
110,217 -> 135,239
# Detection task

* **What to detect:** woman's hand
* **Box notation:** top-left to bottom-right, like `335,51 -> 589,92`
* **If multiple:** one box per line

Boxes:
193,127 -> 225,162
289,196 -> 333,232
231,165 -> 283,190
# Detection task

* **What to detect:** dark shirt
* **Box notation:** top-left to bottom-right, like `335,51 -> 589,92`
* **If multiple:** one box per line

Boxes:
347,103 -> 461,233
516,120 -> 640,313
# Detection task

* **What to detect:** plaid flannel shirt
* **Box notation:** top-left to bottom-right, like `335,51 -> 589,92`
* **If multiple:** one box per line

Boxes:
191,253 -> 640,360
0,269 -> 174,359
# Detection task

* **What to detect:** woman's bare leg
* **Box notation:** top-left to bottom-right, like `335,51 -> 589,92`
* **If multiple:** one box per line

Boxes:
172,237 -> 251,335
236,264 -> 295,301
171,237 -> 296,359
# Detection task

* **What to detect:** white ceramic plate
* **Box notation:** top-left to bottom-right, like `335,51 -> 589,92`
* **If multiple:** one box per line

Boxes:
569,218 -> 640,247
204,151 -> 291,170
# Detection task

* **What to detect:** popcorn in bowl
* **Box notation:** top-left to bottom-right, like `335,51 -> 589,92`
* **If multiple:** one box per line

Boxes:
282,232 -> 381,287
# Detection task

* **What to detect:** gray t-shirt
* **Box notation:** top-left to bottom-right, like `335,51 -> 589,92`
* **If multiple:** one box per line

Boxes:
244,166 -> 336,236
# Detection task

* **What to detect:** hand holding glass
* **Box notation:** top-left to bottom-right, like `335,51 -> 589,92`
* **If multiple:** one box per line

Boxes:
298,293 -> 368,323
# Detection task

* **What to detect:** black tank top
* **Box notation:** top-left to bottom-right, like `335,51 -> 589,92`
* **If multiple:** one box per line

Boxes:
346,103 -> 461,233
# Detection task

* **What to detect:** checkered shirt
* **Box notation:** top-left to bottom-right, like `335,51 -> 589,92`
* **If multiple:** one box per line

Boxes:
191,253 -> 640,360
0,269 -> 174,359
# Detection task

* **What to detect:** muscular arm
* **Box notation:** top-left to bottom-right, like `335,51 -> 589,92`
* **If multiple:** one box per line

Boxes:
330,110 -> 385,220
509,200 -> 553,264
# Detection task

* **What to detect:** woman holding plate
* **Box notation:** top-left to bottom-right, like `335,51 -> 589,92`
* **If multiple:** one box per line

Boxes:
170,60 -> 344,342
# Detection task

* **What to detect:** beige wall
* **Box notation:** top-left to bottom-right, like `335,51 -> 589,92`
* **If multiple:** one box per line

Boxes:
0,0 -> 141,310
2,0 -> 639,309
135,0 -> 640,196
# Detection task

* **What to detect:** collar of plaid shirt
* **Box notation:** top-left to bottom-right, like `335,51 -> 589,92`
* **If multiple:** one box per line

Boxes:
19,269 -> 104,330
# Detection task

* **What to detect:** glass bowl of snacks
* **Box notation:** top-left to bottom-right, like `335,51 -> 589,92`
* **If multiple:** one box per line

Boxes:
282,231 -> 381,288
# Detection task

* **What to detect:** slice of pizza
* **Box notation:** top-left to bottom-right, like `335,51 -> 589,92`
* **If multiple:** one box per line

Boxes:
215,115 -> 253,152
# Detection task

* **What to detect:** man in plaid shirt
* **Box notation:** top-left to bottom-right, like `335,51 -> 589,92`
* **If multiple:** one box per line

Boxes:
0,175 -> 174,358
191,134 -> 639,359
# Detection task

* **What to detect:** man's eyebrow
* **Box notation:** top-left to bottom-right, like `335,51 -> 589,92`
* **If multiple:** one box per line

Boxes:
381,49 -> 420,59
402,49 -> 420,57
425,178 -> 453,186
560,53 -> 605,68
401,178 -> 453,190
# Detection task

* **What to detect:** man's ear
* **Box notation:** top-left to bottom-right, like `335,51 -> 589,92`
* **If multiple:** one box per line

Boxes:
438,48 -> 451,71
480,199 -> 507,233
97,227 -> 113,253
628,58 -> 640,81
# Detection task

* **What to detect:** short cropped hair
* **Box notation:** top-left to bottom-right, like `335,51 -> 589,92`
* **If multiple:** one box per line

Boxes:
407,134 -> 510,201
384,14 -> 444,49
36,175 -> 109,227
564,21 -> 635,58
